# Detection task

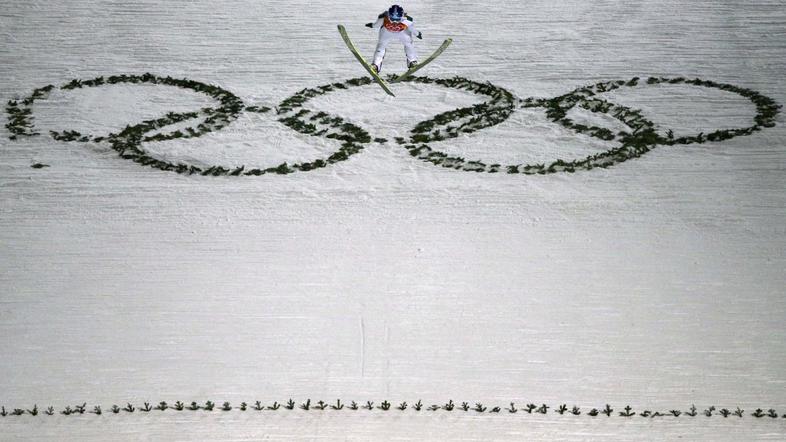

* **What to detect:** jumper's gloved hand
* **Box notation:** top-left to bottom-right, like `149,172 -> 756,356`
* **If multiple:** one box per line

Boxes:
416,31 -> 423,39
365,23 -> 374,28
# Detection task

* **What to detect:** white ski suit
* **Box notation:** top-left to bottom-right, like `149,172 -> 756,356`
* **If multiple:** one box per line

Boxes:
370,11 -> 419,69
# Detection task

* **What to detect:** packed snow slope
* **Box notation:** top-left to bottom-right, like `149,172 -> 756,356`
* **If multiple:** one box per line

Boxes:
1,0 -> 785,440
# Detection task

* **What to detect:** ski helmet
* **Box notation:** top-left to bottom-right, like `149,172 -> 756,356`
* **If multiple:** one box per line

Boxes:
388,5 -> 404,22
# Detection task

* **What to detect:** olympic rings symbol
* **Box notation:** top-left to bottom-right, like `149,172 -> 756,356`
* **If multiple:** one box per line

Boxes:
5,73 -> 780,176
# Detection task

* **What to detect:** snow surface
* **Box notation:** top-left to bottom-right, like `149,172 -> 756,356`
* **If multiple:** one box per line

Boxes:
2,0 -> 786,440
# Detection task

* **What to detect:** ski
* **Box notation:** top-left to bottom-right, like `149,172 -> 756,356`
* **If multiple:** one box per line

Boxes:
390,38 -> 452,83
337,25 -> 396,97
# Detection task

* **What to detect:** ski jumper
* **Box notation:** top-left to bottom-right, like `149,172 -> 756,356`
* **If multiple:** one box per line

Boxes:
370,11 -> 419,68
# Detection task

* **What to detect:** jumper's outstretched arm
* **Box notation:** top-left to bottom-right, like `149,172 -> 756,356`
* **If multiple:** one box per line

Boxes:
366,14 -> 385,29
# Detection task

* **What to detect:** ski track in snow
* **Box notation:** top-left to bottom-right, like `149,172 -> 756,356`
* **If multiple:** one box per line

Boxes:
2,0 -> 786,440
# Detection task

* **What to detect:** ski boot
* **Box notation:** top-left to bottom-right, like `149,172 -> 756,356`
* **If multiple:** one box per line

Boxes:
372,63 -> 381,74
408,60 -> 418,69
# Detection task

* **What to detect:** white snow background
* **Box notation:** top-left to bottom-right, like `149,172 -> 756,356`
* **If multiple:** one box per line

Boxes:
1,0 -> 785,440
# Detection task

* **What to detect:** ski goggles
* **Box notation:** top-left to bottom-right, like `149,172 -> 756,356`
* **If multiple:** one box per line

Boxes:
389,12 -> 403,22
